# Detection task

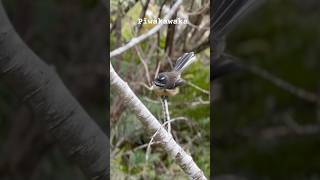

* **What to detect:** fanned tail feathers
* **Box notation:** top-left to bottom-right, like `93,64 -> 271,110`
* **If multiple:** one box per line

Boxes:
212,0 -> 264,38
174,52 -> 196,74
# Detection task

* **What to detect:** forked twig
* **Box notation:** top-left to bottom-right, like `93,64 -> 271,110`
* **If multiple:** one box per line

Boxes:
145,117 -> 189,162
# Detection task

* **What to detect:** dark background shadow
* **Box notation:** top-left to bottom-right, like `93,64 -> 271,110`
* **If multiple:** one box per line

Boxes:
0,0 -> 107,179
214,0 -> 320,179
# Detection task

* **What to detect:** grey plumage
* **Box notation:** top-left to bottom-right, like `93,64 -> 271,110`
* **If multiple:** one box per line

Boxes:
153,52 -> 196,92
173,52 -> 196,74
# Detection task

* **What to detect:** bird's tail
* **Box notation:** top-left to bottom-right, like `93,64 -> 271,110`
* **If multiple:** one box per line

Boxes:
173,52 -> 196,74
212,0 -> 264,38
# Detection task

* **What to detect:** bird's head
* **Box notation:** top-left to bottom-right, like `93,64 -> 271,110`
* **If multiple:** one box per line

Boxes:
154,73 -> 167,88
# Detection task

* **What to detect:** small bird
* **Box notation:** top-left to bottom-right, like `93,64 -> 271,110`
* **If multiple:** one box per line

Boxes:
152,52 -> 196,97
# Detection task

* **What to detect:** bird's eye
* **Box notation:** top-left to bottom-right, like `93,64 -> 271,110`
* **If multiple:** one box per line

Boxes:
156,74 -> 166,82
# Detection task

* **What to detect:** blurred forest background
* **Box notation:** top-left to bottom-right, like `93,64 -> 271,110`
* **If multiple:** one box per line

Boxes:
215,0 -> 320,180
110,0 -> 210,179
0,0 -> 106,179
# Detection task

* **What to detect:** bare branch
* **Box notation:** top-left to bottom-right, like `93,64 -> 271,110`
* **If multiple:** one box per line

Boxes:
146,117 -> 188,162
110,0 -> 183,58
220,54 -> 320,104
110,62 -> 207,180
245,63 -> 320,103
136,0 -> 151,31
185,80 -> 210,95
134,46 -> 152,86
160,97 -> 171,134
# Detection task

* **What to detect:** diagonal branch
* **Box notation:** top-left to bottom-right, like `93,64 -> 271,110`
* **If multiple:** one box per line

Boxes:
110,62 -> 207,180
0,2 -> 108,179
110,0 -> 183,58
220,54 -> 320,103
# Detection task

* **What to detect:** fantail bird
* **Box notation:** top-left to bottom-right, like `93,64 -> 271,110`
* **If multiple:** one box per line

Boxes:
152,52 -> 196,97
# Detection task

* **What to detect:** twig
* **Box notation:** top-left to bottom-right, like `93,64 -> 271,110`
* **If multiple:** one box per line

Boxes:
187,20 -> 210,30
137,82 -> 153,90
190,97 -> 210,107
110,0 -> 183,58
156,46 -> 174,69
222,54 -> 320,104
146,41 -> 158,62
164,0 -> 178,57
183,2 -> 209,16
156,0 -> 168,76
146,117 -> 189,162
161,96 -> 171,134
110,63 -> 207,179
188,38 -> 209,53
185,80 -> 210,95
134,142 -> 160,151
134,46 -> 152,86
261,124 -> 320,138
245,63 -> 320,103
154,46 -> 174,79
137,0 -> 151,31
110,137 -> 125,158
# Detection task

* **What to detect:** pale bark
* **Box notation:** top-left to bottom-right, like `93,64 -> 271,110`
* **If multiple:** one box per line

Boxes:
110,63 -> 207,180
110,0 -> 183,58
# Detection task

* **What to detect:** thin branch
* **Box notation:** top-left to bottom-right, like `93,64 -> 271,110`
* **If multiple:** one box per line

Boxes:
245,63 -> 320,103
156,0 -> 168,75
133,142 -> 160,152
110,0 -> 183,58
220,54 -> 320,104
185,80 -> 210,95
187,20 -> 210,30
110,63 -> 207,180
164,0 -> 178,57
188,38 -> 209,53
137,0 -> 151,31
183,2 -> 209,16
156,46 -> 174,70
240,123 -> 320,140
146,117 -> 189,162
161,96 -> 172,134
134,46 -> 152,86
190,97 -> 210,107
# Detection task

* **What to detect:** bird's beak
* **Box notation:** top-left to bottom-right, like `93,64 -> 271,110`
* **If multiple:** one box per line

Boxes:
154,81 -> 165,87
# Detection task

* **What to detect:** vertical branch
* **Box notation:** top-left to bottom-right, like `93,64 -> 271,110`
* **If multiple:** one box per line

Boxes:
156,0 -> 168,75
161,96 -> 171,134
164,97 -> 171,134
134,46 -> 152,86
137,0 -> 151,31
164,1 -> 178,57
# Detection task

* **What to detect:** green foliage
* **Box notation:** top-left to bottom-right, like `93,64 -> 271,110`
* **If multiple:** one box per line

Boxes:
121,2 -> 142,40
110,0 -> 210,178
